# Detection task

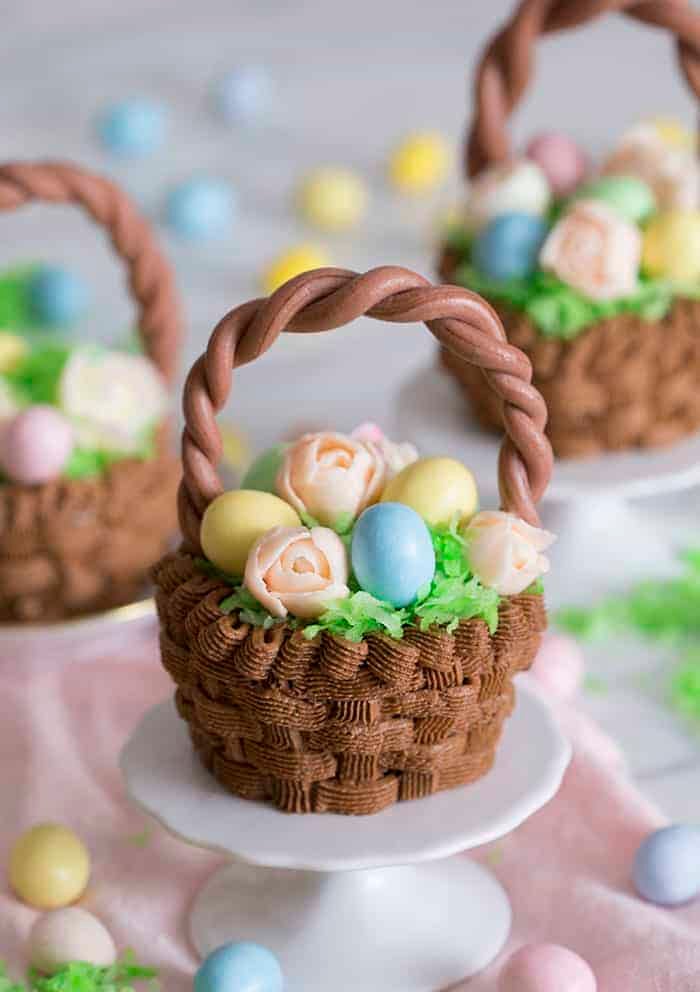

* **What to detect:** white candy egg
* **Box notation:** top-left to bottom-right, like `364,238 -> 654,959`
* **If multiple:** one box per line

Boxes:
29,907 -> 117,974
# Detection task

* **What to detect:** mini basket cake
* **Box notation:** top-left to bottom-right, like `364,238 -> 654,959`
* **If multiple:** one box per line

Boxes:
0,161 -> 181,622
153,265 -> 555,816
438,0 -> 700,459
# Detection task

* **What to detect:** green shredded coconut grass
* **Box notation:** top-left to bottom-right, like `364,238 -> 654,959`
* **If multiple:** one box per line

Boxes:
670,650 -> 700,725
0,266 -> 39,330
0,954 -> 157,992
4,343 -> 72,405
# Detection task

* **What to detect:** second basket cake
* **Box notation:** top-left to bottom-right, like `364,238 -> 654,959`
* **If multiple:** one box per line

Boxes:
153,266 -> 555,815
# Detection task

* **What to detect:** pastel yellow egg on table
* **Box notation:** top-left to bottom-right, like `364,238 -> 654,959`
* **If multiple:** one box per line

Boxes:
201,489 -> 301,576
642,210 -> 700,283
261,245 -> 330,294
297,168 -> 368,231
389,132 -> 450,195
381,456 -> 478,526
0,332 -> 28,373
9,824 -> 90,910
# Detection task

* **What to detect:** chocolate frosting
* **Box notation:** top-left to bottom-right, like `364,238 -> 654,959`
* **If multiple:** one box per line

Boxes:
178,266 -> 554,537
466,0 -> 700,177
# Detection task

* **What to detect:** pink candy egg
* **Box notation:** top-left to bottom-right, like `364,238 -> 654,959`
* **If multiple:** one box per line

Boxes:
530,632 -> 585,699
500,943 -> 597,992
1,405 -> 74,485
526,132 -> 588,197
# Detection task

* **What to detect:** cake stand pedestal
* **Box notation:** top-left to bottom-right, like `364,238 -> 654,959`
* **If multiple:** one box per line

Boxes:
394,366 -> 700,607
120,684 -> 571,992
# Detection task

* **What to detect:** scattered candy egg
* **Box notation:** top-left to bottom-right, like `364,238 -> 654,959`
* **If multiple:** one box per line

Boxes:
194,941 -> 283,992
530,633 -> 585,700
95,98 -> 167,158
642,210 -> 700,282
297,168 -> 368,231
472,212 -> 548,280
466,159 -> 551,230
499,943 -> 596,992
166,177 -> 236,240
381,456 -> 478,527
633,824 -> 700,906
1,406 -> 74,485
213,67 -> 273,125
572,175 -> 656,224
0,332 -> 28,373
9,823 -> 90,910
29,908 -> 116,974
261,244 -> 330,294
351,502 -> 435,607
201,489 -> 301,576
525,131 -> 588,197
388,132 -> 450,195
28,266 -> 89,326
240,444 -> 288,493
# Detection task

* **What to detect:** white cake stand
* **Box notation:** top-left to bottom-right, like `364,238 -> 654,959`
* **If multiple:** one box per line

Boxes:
394,366 -> 700,607
120,684 -> 571,992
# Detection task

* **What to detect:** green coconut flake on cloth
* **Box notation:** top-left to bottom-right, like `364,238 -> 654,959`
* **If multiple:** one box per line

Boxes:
0,956 -> 158,992
670,651 -> 700,724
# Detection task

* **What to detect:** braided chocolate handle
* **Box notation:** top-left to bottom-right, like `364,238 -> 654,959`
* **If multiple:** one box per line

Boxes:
467,0 -> 700,176
178,265 -> 554,547
0,160 -> 181,383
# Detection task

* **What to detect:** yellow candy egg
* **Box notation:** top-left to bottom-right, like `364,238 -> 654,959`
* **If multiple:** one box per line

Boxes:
201,489 -> 301,576
642,210 -> 700,283
261,245 -> 330,294
9,824 -> 90,910
388,132 -> 450,195
650,117 -> 695,151
0,333 -> 28,373
381,456 -> 478,526
297,168 -> 368,231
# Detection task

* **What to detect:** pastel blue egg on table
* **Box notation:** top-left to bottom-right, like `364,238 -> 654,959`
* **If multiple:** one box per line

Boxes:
214,66 -> 273,124
633,824 -> 700,906
194,941 -> 284,992
472,212 -> 548,281
96,99 -> 167,158
241,444 -> 287,493
28,266 -> 89,326
166,177 -> 236,240
351,502 -> 435,608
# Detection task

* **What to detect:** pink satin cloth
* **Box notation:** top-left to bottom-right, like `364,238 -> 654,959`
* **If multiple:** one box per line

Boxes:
1,624 -> 699,991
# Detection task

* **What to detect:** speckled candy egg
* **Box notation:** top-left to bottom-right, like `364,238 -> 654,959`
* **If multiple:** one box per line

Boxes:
201,489 -> 301,577
166,177 -> 236,240
525,132 -> 588,197
194,941 -> 283,992
472,212 -> 548,281
1,406 -> 74,485
214,67 -> 273,125
9,824 -> 90,910
240,444 -> 288,493
642,210 -> 700,282
297,168 -> 368,231
633,824 -> 700,906
499,943 -> 597,992
28,267 -> 89,326
573,175 -> 656,224
29,908 -> 116,973
382,456 -> 478,527
96,99 -> 167,158
352,502 -> 435,607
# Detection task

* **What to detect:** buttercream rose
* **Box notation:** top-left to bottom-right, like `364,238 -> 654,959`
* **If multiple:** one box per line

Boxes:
603,122 -> 700,210
539,200 -> 641,301
464,510 -> 555,596
277,431 -> 386,525
351,422 -> 418,478
244,525 -> 350,619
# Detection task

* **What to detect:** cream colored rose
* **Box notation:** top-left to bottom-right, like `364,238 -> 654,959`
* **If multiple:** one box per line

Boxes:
244,525 -> 350,619
539,200 -> 641,301
464,510 -> 555,596
351,422 -> 418,478
603,122 -> 700,210
277,431 -> 386,525
465,159 -> 551,231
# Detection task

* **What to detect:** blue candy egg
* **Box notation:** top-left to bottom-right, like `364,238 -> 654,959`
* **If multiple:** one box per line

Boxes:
166,177 -> 236,240
28,266 -> 89,326
194,942 -> 283,992
351,502 -> 435,607
633,824 -> 700,906
96,99 -> 167,158
214,67 -> 273,124
472,212 -> 548,281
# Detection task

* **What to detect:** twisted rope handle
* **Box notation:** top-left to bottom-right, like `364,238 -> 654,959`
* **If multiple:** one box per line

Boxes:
178,265 -> 554,548
0,161 -> 181,383
467,0 -> 700,176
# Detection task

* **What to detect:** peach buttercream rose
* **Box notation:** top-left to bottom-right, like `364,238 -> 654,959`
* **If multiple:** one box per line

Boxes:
539,200 -> 641,301
464,511 -> 555,596
277,431 -> 386,526
351,422 -> 418,478
244,525 -> 350,619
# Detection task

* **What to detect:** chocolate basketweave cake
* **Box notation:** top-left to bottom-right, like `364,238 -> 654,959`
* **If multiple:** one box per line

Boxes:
153,265 -> 556,816
0,161 -> 181,622
438,0 -> 700,459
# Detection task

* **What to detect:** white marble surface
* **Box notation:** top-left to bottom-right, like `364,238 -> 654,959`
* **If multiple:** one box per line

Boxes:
2,0 -> 699,820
